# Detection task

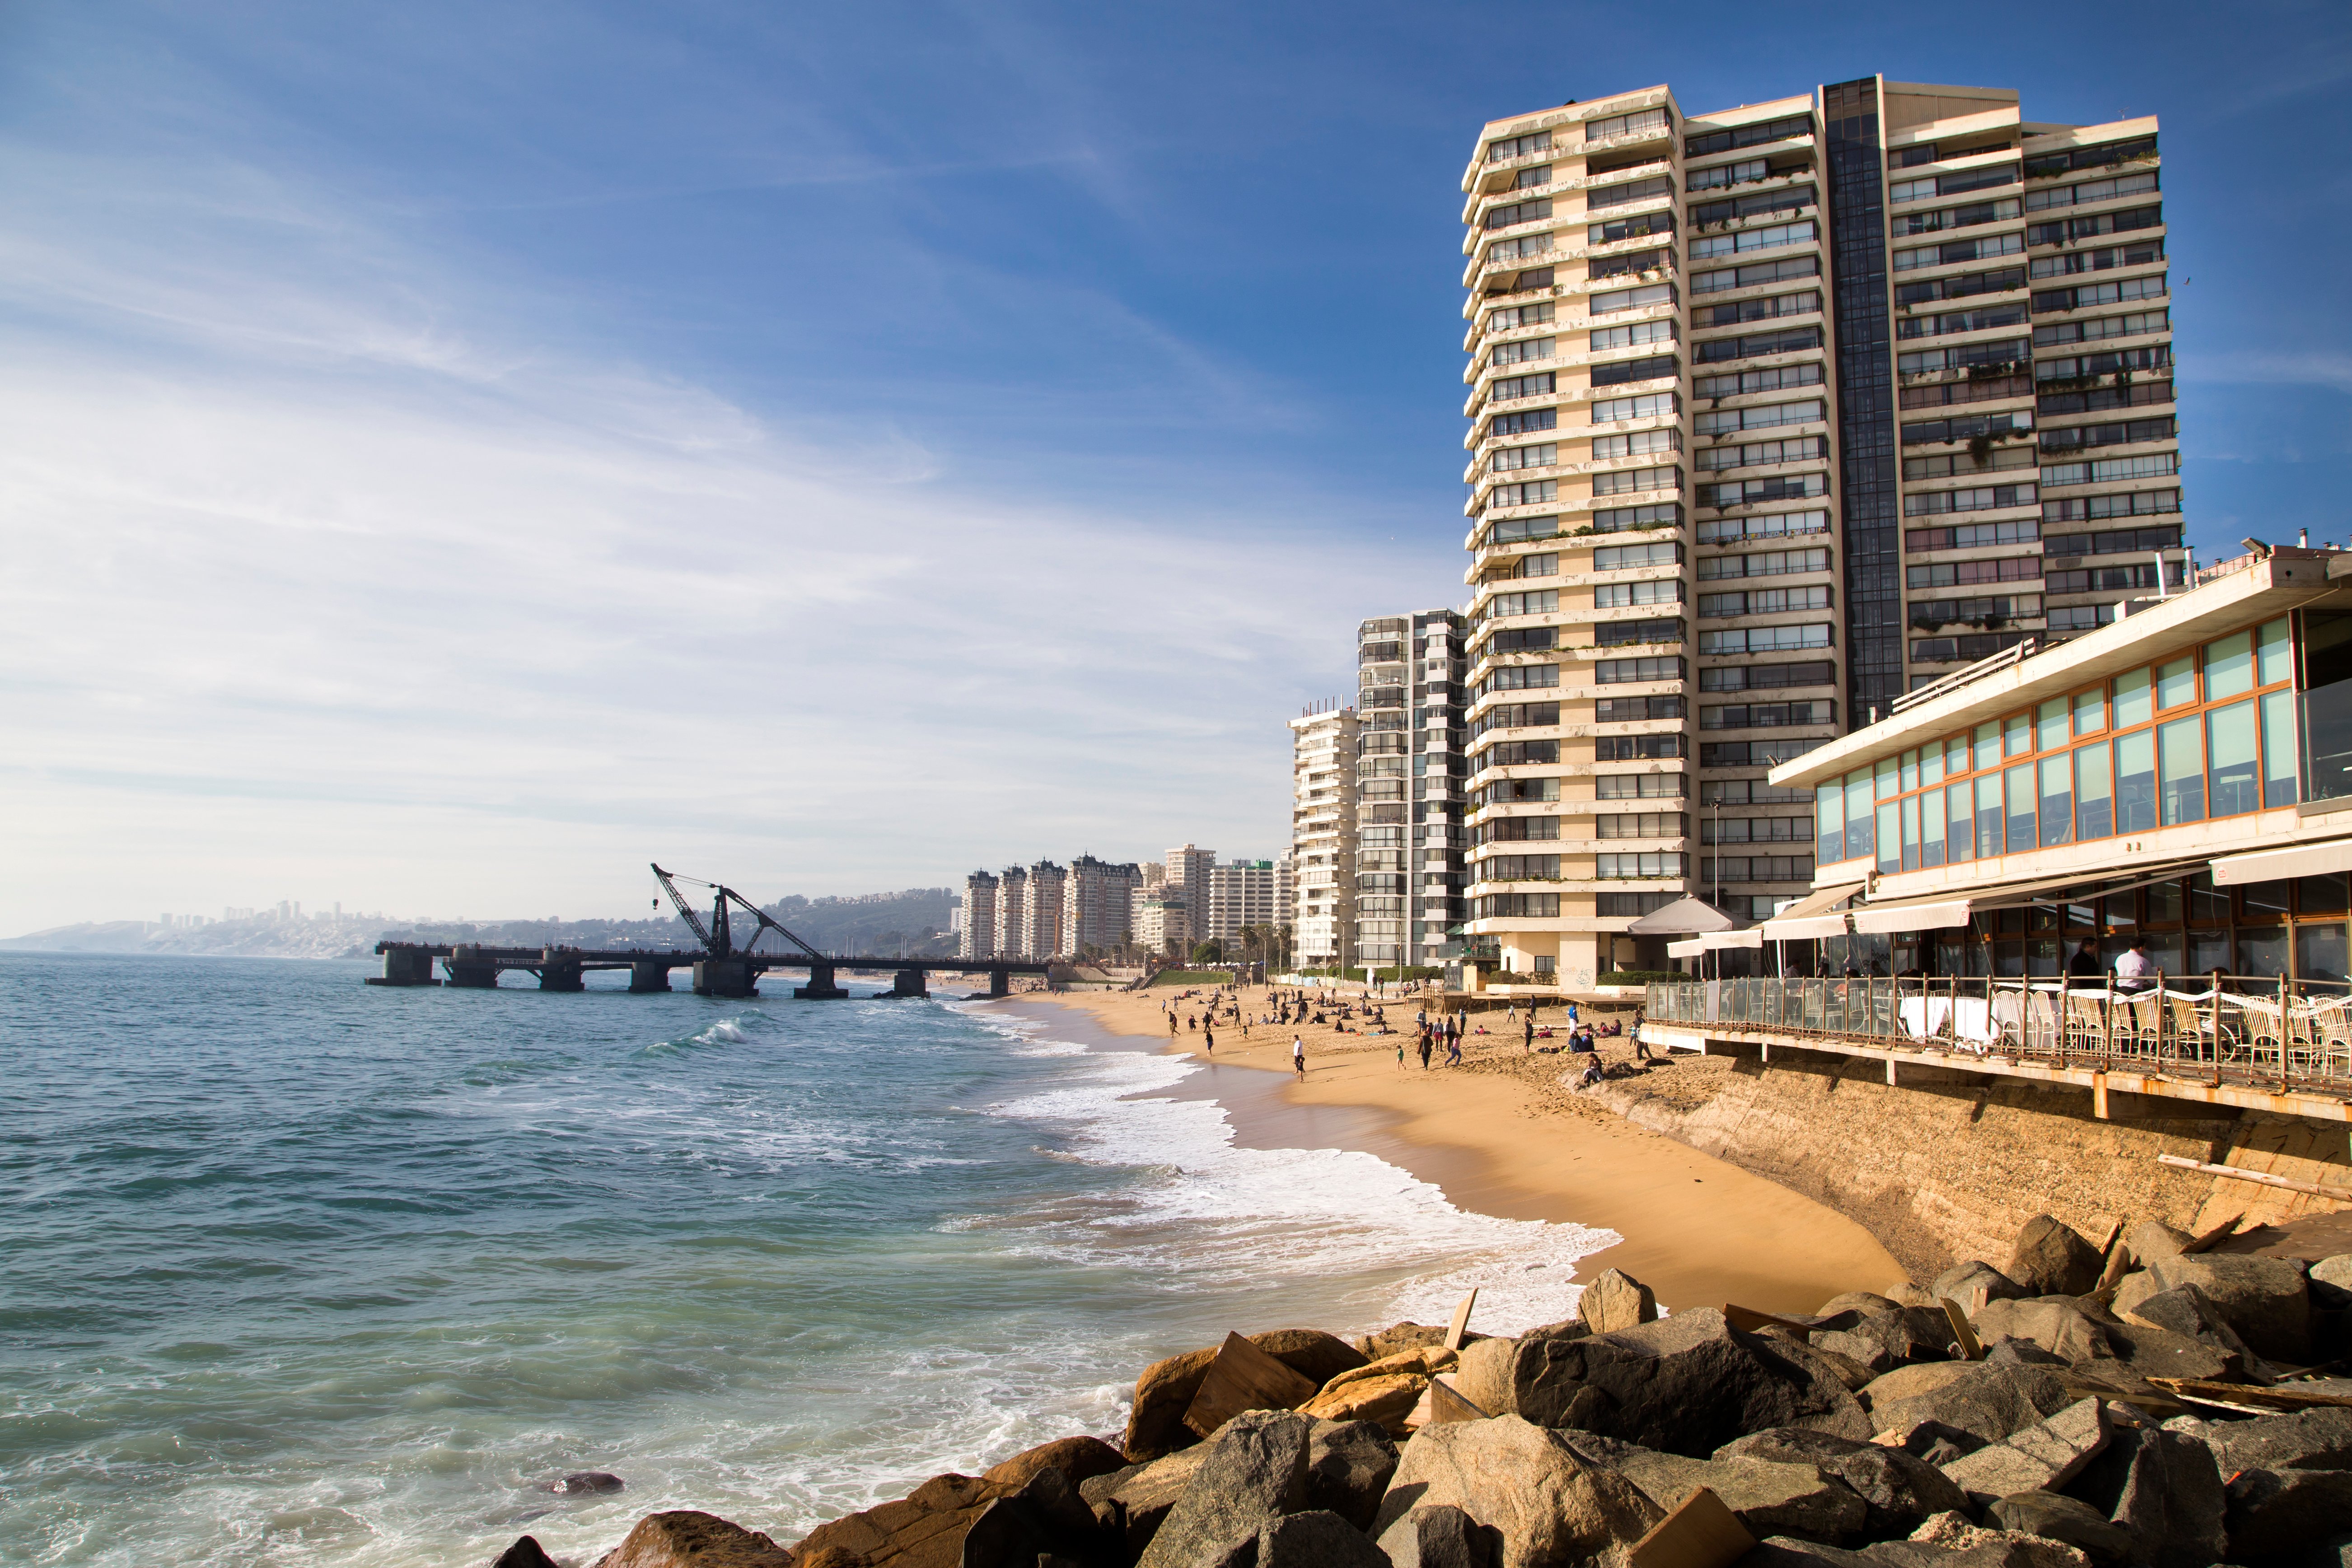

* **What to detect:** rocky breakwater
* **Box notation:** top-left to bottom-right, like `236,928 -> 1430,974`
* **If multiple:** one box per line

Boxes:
487,1219 -> 2352,1568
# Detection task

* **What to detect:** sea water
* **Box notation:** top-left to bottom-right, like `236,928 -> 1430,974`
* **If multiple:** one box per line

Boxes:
0,953 -> 1612,1566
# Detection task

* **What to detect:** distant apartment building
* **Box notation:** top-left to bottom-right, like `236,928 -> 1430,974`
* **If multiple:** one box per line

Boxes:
1062,854 -> 1144,956
1164,843 -> 1217,940
1019,860 -> 1066,960
1289,702 -> 1359,966
1357,611 -> 1471,970
959,869 -> 999,958
1458,77 -> 2176,985
1202,859 -> 1281,943
1134,887 -> 1192,957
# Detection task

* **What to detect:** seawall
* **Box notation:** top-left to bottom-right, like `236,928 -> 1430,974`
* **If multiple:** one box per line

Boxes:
1591,1043 -> 2352,1279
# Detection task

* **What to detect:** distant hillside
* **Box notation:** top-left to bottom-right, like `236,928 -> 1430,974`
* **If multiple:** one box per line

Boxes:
3,888 -> 963,961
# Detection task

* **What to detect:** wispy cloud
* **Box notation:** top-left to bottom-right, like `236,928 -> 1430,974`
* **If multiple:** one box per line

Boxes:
2185,350 -> 2352,395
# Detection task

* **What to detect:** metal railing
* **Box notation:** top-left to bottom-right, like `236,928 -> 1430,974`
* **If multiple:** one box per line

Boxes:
1645,974 -> 2352,1094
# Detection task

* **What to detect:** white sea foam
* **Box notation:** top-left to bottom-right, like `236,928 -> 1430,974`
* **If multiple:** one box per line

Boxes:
955,1005 -> 1615,1335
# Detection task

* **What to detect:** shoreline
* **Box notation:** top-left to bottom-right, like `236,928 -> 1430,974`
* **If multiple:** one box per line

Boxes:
999,986 -> 1903,1317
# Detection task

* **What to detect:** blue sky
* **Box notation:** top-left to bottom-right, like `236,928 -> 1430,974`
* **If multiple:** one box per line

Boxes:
2,0 -> 2346,930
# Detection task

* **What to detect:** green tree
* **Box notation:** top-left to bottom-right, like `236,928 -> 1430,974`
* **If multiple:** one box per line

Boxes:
1191,938 -> 1224,964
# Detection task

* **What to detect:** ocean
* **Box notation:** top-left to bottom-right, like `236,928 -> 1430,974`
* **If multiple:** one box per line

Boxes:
0,953 -> 1612,1566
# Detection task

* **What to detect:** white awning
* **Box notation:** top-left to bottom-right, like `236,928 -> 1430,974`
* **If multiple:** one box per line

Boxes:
2212,838 -> 2352,887
1763,913 -> 1850,941
1852,897 -> 1973,934
1705,928 -> 1764,950
1667,937 -> 1708,957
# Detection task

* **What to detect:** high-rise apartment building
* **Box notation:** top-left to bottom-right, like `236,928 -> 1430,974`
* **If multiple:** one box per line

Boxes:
1356,612 -> 1470,970
1164,843 -> 1217,943
1459,79 -> 2174,985
1203,859 -> 1281,942
1062,854 -> 1143,957
1289,703 -> 1359,966
1019,860 -> 1066,960
992,864 -> 1029,960
959,869 -> 999,958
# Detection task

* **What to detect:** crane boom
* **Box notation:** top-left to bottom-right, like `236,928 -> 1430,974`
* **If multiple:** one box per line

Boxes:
651,863 -> 717,951
719,887 -> 826,962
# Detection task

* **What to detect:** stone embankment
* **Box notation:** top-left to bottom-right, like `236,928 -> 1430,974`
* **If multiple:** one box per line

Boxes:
1586,1048 -> 2352,1282
489,1212 -> 2352,1568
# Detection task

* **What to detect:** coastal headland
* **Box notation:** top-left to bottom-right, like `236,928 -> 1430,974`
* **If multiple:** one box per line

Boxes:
1017,984 -> 1905,1318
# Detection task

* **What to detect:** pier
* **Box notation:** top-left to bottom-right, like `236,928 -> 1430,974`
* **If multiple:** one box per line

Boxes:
365,864 -> 1049,999
365,942 -> 1046,999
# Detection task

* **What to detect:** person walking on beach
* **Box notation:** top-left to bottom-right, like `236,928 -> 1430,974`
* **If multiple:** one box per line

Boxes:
1446,1029 -> 1463,1067
1203,1022 -> 1214,1054
1524,1015 -> 1535,1054
1167,1010 -> 1178,1038
1417,1030 -> 1432,1070
1292,1035 -> 1305,1079
1396,1037 -> 1406,1071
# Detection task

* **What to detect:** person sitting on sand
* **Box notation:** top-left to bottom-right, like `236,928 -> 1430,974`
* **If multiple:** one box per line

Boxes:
1576,1056 -> 1604,1089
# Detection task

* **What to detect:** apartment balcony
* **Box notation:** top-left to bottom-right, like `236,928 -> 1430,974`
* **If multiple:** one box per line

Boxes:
1463,227 -> 1678,292
1682,128 -> 1811,176
1460,155 -> 1673,229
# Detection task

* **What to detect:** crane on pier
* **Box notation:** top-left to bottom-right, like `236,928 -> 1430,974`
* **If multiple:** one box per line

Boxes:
650,864 -> 828,963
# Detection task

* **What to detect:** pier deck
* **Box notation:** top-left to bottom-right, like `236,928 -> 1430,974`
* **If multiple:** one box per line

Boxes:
366,942 -> 1048,999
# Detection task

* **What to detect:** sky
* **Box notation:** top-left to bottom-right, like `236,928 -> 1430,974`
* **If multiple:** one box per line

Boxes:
2,0 -> 2347,933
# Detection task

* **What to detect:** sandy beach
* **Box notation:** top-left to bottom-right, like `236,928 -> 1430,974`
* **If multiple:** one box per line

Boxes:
1012,982 -> 1903,1318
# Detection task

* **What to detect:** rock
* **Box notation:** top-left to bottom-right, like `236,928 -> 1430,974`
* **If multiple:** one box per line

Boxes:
1451,1336 -> 1524,1419
562,1472 -> 626,1495
1098,1448 -> 1208,1555
1187,1333 -> 1325,1439
1252,1330 -> 1370,1388
1735,1538 -> 1876,1567
2006,1217 -> 2104,1300
2099,1318 -> 2243,1383
1136,1409 -> 1312,1568
1370,1415 -> 1660,1568
1255,1508 -> 1389,1568
2102,1425 -> 2226,1568
1456,1309 -> 1867,1457
1819,1292 -> 1902,1317
959,1468 -> 1102,1568
1378,1504 -> 1490,1568
2224,1466 -> 2352,1560
1594,1446 -> 1866,1544
2108,1269 -> 2159,1324
1126,1346 -> 1218,1460
1714,1428 -> 1969,1542
1857,1362 -> 1972,1409
1299,1373 -> 1427,1434
1360,1322 -> 1486,1360
1305,1419 -> 1398,1531
1869,1363 -> 2073,1451
982,1435 -> 1128,1490
2144,1252 -> 2311,1361
1787,1341 -> 1877,1393
591,1511 -> 793,1568
2315,1254 -> 2352,1296
1970,1298 -> 2113,1364
1930,1261 -> 2029,1307
1939,1399 -> 2109,1504
1980,1339 -> 2067,1369
2123,1219 -> 2190,1263
1983,1493 -> 2128,1563
1861,1513 -> 2092,1566
2119,1283 -> 2258,1363
1810,1308 -> 1953,1376
1316,1347 -> 1455,1397
491,1538 -> 561,1568
1576,1269 -> 1657,1335
795,1550 -> 867,1568
2202,1405 -> 2352,1475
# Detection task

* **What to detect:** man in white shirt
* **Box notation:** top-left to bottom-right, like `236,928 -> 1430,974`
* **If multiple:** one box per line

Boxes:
2114,938 -> 2155,993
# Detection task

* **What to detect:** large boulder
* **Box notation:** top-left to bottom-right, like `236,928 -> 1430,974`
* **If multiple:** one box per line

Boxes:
1136,1409 -> 1313,1568
959,1468 -> 1104,1568
2104,1425 -> 2227,1568
1868,1363 -> 2074,1453
491,1540 -> 560,1568
1857,1362 -> 1972,1409
2224,1467 -> 2352,1561
2202,1405 -> 2352,1475
1938,1399 -> 2109,1505
1253,1508 -> 1389,1568
1253,1329 -> 1370,1388
1089,1449 -> 1206,1556
1982,1493 -> 2128,1563
1581,1444 -> 1866,1544
1125,1347 -> 1218,1460
1970,1298 -> 2113,1364
2145,1252 -> 2311,1361
1305,1419 -> 1398,1531
2006,1217 -> 2105,1299
1450,1309 -> 1866,1457
1860,1511 -> 2093,1567
1809,1308 -> 1952,1376
1357,1322 -> 1487,1360
1715,1428 -> 1970,1541
787,1474 -> 1017,1568
1370,1415 -> 1660,1568
1930,1260 -> 2029,1307
2099,1318 -> 2244,1384
1576,1269 -> 1656,1335
1819,1292 -> 1901,1317
1378,1504 -> 1489,1568
1299,1373 -> 1426,1434
2123,1218 -> 2190,1263
593,1512 -> 793,1568
981,1435 -> 1128,1491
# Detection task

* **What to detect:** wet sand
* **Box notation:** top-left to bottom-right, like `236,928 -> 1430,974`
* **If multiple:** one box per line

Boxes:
1001,985 -> 1905,1318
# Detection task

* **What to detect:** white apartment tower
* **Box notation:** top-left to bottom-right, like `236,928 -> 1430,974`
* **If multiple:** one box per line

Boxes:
1459,79 -> 2175,985
1203,859 -> 1281,942
1288,703 -> 1359,966
959,869 -> 999,958
1061,854 -> 1143,957
1356,611 -> 1471,971
1164,844 -> 1217,942
992,865 -> 1029,961
1019,860 -> 1066,961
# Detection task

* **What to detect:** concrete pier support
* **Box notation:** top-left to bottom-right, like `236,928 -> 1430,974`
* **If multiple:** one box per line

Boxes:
795,961 -> 848,1000
693,959 -> 757,998
629,961 -> 673,993
539,953 -> 585,992
879,967 -> 928,999
987,966 -> 1010,999
446,961 -> 500,989
366,947 -> 441,986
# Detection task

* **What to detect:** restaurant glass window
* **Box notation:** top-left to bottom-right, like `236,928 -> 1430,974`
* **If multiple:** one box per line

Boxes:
1877,800 -> 1901,873
2238,928 -> 2290,978
2297,922 -> 2350,984
2038,755 -> 2071,847
1920,744 -> 1944,789
2036,699 -> 2068,753
2264,690 -> 2300,807
2004,714 -> 2031,757
2188,929 -> 2230,976
2258,617 -> 2292,686
2205,630 -> 2253,701
1973,721 -> 2000,773
2187,871 -> 2227,924
2115,729 -> 2156,831
2073,687 -> 2105,735
2240,879 -> 2290,923
1845,770 -> 1872,862
2075,741 -> 2112,840
1816,784 -> 1842,864
2301,873 -> 2350,916
1974,775 -> 2002,859
2158,715 -> 2203,823
2156,655 -> 2197,710
2305,609 -> 2352,803
1921,783 -> 1945,867
1947,783 -> 1973,864
2206,700 -> 2259,817
1900,749 -> 1918,793
1901,795 -> 1921,871
2005,764 -> 2036,854
2145,931 -> 2184,975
